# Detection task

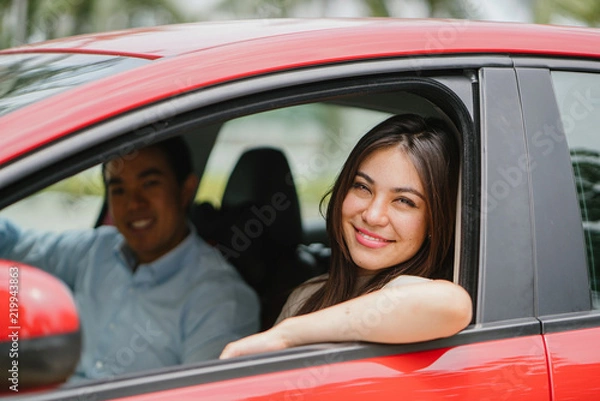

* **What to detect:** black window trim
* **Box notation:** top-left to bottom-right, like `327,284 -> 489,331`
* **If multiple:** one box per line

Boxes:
516,62 -> 600,334
516,66 -> 592,319
477,66 -> 536,323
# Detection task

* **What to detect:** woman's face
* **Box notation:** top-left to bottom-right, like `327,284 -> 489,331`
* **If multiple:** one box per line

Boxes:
341,146 -> 429,274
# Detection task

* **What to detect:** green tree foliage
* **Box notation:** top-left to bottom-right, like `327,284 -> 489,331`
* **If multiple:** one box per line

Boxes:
212,0 -> 475,18
534,0 -> 600,26
1,0 -> 185,48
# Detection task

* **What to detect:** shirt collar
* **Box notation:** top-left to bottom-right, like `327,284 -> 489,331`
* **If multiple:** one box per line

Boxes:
115,223 -> 198,286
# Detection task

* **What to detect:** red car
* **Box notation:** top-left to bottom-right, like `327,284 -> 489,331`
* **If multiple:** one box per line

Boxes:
1,18 -> 600,400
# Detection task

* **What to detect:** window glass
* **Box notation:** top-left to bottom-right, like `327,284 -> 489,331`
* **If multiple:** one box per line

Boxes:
552,70 -> 600,308
0,166 -> 104,231
196,103 -> 392,225
0,53 -> 149,117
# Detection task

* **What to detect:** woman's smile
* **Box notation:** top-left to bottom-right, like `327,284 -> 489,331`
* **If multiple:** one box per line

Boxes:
354,226 -> 395,248
342,146 -> 429,272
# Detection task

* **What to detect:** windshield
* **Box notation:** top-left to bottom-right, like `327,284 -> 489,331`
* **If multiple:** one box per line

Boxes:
0,53 -> 150,117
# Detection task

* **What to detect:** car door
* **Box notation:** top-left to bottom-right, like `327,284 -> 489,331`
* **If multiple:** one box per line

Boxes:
108,62 -> 551,401
0,53 -> 557,400
0,50 -> 550,401
514,59 -> 600,399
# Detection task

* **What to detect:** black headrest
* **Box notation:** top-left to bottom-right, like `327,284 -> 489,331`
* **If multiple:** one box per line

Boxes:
221,147 -> 303,249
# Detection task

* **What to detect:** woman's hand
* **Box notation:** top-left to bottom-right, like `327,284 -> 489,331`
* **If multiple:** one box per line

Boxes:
220,323 -> 293,359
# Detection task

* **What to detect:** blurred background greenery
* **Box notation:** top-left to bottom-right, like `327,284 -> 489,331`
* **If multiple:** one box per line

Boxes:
1,0 -> 600,49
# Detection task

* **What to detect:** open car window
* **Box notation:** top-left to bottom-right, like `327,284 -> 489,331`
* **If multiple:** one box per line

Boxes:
0,166 -> 104,232
196,103 -> 392,233
0,72 -> 474,395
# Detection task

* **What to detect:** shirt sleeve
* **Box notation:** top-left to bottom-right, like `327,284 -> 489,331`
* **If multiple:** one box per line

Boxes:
180,270 -> 261,363
0,217 -> 98,289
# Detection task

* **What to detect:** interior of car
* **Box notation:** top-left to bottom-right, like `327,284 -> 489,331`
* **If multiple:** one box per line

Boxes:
0,81 -> 472,386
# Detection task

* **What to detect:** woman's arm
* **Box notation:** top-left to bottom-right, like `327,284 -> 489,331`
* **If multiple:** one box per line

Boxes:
219,279 -> 472,359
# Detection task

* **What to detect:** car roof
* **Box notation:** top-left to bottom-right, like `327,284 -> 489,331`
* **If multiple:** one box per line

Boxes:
2,18 -> 600,165
2,18 -> 600,60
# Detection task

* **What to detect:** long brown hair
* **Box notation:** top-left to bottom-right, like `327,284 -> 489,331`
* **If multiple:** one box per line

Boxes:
296,114 -> 460,316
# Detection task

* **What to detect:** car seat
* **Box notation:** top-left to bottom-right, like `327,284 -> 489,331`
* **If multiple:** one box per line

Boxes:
192,147 -> 319,330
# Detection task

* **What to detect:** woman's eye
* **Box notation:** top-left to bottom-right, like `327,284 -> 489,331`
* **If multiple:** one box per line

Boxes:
396,197 -> 416,207
352,182 -> 370,193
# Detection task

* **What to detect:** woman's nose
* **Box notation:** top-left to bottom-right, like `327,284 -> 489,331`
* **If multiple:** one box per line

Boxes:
361,198 -> 388,226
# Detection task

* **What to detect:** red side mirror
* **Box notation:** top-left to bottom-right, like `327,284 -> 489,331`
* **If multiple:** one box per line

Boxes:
0,260 -> 81,392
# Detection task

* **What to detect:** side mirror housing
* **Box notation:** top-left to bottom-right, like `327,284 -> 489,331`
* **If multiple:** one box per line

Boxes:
0,260 -> 81,392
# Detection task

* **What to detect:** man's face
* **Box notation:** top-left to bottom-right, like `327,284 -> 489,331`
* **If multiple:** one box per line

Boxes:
104,146 -> 196,264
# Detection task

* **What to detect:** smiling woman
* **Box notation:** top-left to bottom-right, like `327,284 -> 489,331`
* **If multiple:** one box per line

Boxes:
219,114 -> 472,359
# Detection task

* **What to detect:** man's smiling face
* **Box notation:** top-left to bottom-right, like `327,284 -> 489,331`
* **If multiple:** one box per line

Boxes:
105,146 -> 195,264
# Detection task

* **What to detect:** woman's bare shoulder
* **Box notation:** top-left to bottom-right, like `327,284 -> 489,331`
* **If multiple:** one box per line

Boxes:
275,274 -> 328,324
384,274 -> 432,288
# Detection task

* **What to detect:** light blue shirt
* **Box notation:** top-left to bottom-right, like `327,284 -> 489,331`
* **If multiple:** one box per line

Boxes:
0,218 -> 260,381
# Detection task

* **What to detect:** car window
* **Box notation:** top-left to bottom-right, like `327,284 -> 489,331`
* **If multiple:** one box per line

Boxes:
0,53 -> 149,117
196,103 -> 392,227
552,70 -> 600,309
0,165 -> 104,231
0,75 -> 469,392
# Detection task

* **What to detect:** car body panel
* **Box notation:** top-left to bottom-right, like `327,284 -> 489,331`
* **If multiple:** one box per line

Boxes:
544,327 -> 600,399
1,19 -> 599,60
110,336 -> 549,401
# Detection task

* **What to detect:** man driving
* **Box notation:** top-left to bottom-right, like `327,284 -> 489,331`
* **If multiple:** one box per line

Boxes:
0,137 -> 260,381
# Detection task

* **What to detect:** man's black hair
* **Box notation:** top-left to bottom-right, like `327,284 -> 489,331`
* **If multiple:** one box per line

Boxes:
155,136 -> 194,185
102,136 -> 193,186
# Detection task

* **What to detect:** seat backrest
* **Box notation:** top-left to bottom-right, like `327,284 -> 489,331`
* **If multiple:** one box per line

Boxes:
193,147 -> 312,329
221,147 -> 303,249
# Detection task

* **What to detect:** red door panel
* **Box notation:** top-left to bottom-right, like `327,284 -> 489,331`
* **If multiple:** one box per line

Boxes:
544,326 -> 600,399
114,335 -> 550,401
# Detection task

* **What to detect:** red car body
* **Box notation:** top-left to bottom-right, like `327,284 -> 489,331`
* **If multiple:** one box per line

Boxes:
1,19 -> 599,400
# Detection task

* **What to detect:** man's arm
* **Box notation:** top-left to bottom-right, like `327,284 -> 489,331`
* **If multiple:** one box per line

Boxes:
0,217 -> 98,288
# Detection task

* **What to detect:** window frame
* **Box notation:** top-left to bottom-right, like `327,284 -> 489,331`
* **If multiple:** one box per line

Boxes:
0,56 -> 503,398
514,59 -> 600,332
